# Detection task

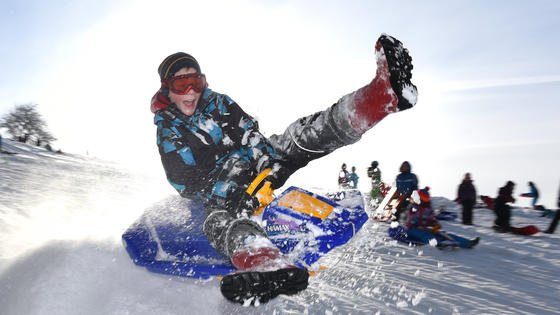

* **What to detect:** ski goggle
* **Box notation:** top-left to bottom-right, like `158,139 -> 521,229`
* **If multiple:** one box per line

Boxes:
163,73 -> 206,95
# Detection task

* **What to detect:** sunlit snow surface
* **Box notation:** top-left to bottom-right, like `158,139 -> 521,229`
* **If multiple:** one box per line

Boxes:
1,139 -> 560,314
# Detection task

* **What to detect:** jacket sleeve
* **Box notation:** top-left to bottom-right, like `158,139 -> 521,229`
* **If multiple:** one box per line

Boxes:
226,101 -> 277,165
219,97 -> 289,188
155,116 -> 213,197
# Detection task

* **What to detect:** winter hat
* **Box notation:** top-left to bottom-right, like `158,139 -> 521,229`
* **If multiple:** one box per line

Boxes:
399,161 -> 411,173
418,188 -> 430,203
158,52 -> 201,81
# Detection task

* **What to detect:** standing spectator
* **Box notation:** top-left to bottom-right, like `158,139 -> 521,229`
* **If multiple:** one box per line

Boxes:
544,183 -> 560,234
349,166 -> 359,189
338,163 -> 351,189
457,173 -> 477,225
367,161 -> 382,202
520,181 -> 540,208
493,181 -> 516,232
394,161 -> 419,221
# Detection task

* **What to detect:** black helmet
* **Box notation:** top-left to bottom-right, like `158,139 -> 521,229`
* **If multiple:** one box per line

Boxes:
371,161 -> 378,168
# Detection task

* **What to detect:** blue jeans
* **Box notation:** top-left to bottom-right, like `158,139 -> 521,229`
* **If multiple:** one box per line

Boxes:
407,228 -> 471,248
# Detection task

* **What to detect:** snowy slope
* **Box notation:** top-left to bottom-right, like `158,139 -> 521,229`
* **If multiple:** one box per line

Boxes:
1,140 -> 560,314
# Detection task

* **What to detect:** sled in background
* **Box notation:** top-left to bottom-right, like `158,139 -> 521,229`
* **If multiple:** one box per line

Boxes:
507,225 -> 540,236
480,195 -> 494,210
372,186 -> 402,222
122,186 -> 368,279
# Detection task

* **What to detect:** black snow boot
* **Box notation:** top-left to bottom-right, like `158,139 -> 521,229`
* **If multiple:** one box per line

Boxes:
220,267 -> 309,305
348,34 -> 417,133
468,237 -> 480,248
377,34 -> 418,111
492,225 -> 508,233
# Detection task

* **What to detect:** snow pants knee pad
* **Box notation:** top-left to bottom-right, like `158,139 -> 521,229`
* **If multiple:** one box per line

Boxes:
202,210 -> 267,257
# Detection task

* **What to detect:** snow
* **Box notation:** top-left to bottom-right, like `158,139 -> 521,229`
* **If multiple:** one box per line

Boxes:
1,139 -> 560,314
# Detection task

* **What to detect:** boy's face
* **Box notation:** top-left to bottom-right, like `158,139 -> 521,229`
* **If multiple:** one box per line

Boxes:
169,67 -> 202,116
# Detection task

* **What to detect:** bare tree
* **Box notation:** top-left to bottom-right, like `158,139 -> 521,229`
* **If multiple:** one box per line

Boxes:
0,103 -> 57,145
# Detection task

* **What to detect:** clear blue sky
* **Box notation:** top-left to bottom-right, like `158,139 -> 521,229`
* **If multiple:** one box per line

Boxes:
1,0 -> 559,206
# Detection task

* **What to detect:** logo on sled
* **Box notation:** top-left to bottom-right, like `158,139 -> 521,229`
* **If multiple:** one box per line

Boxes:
265,217 -> 308,235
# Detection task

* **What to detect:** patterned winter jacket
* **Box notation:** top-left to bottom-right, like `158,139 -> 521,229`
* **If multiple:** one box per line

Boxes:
154,88 -> 282,207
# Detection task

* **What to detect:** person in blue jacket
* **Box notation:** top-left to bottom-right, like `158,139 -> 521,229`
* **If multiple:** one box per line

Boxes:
151,34 -> 417,304
520,181 -> 539,208
394,161 -> 418,221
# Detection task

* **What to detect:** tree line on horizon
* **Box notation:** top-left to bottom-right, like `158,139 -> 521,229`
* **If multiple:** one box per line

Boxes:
0,103 -> 57,150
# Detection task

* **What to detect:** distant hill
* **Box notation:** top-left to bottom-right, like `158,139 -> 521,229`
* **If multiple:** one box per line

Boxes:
1,138 -> 94,163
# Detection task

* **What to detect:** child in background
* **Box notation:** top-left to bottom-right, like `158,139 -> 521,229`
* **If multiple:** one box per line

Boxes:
405,188 -> 479,249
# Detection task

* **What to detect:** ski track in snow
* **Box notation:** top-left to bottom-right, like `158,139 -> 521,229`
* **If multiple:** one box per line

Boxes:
1,139 -> 560,314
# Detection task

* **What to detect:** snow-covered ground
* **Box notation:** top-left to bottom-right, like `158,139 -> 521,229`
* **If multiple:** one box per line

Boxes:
1,139 -> 559,314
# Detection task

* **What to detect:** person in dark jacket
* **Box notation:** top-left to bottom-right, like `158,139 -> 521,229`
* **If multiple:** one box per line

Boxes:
544,183 -> 560,234
394,161 -> 419,221
151,34 -> 417,303
457,173 -> 477,225
493,181 -> 516,232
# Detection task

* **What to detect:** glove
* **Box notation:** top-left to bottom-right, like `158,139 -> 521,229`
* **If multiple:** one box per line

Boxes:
218,185 -> 260,217
429,223 -> 442,233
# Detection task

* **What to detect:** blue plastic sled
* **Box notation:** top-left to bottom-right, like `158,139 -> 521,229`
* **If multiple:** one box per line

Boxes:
122,186 -> 368,279
122,197 -> 236,279
262,187 -> 368,268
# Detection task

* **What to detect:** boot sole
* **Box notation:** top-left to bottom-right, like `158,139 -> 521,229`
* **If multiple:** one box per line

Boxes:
220,267 -> 309,305
378,34 -> 418,111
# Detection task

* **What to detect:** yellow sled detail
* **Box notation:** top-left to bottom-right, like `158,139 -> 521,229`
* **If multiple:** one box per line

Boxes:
277,190 -> 334,220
